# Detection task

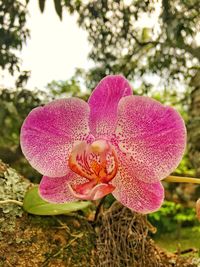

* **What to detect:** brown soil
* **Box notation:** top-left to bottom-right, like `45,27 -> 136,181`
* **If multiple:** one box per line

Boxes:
0,212 -> 96,267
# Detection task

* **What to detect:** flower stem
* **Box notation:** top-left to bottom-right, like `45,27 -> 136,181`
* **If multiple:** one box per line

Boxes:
0,199 -> 23,206
164,175 -> 200,184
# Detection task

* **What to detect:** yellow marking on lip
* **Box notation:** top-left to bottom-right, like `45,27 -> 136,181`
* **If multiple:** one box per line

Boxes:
91,140 -> 108,153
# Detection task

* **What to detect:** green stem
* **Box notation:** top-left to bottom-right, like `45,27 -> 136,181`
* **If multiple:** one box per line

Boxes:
164,175 -> 200,184
0,199 -> 23,206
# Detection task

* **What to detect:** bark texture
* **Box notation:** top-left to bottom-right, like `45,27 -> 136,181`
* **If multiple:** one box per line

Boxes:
188,70 -> 200,176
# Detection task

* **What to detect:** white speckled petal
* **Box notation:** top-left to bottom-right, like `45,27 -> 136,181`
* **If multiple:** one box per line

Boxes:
112,169 -> 164,214
21,98 -> 90,177
115,95 -> 186,183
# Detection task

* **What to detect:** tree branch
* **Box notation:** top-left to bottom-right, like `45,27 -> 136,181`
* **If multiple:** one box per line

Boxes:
130,33 -> 160,47
161,0 -> 200,61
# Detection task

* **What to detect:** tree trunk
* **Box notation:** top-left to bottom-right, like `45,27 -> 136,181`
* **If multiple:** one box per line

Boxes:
188,70 -> 200,177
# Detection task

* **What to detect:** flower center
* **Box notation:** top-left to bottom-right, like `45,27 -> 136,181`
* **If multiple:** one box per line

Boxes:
68,139 -> 118,200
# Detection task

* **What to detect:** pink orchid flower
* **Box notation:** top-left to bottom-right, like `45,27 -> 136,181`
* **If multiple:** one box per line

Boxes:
20,75 -> 186,214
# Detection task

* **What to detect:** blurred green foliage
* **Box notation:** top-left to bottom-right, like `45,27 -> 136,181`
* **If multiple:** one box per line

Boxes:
46,74 -> 90,101
175,155 -> 195,177
148,201 -> 198,236
155,227 -> 200,253
47,79 -> 82,97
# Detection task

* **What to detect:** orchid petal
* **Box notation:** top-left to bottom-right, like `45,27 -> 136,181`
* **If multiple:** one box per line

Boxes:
69,182 -> 115,200
21,98 -> 90,177
115,96 -> 186,183
39,172 -> 88,203
88,75 -> 132,138
112,161 -> 164,213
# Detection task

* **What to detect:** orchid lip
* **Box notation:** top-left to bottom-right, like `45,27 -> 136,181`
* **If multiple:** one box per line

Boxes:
69,139 -> 118,182
68,139 -> 118,200
68,182 -> 115,201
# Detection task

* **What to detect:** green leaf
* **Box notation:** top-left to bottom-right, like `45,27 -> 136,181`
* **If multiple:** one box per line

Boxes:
38,0 -> 46,13
23,186 -> 91,215
141,27 -> 151,42
54,0 -> 62,20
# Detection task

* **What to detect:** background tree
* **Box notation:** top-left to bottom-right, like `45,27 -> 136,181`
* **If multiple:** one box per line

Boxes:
188,70 -> 200,176
71,0 -> 200,90
0,0 -> 29,74
46,74 -> 90,100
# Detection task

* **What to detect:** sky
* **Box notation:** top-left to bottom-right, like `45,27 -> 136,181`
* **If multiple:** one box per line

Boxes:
1,1 -> 199,90
0,0 -> 92,89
